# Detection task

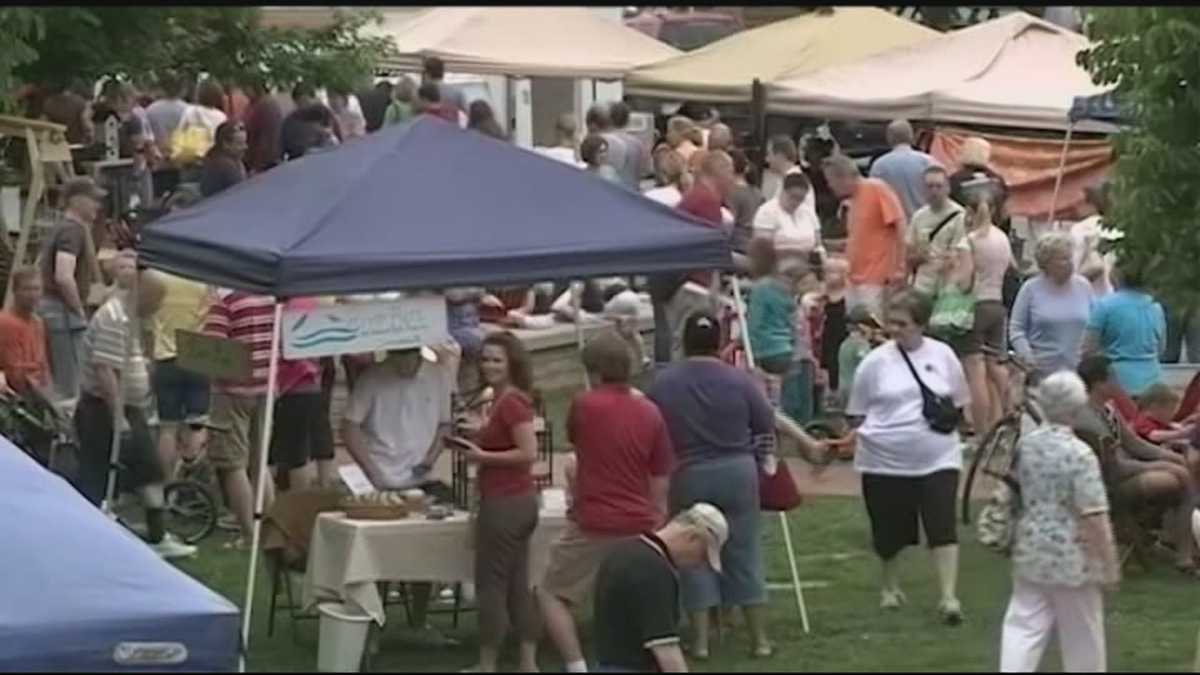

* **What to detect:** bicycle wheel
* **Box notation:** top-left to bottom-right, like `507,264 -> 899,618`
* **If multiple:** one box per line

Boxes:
163,480 -> 217,544
961,419 -> 1020,524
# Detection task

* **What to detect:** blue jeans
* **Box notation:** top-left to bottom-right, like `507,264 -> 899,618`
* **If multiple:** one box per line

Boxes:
669,454 -> 765,611
1162,303 -> 1200,364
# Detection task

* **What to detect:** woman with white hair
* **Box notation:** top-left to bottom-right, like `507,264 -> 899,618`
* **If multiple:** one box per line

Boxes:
1000,370 -> 1119,672
1009,232 -> 1095,383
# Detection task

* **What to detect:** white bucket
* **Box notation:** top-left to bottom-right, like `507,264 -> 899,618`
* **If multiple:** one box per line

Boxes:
316,602 -> 373,672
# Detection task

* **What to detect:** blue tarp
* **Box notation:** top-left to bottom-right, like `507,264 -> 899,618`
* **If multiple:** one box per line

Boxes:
1069,91 -> 1127,124
0,441 -> 240,671
138,116 -> 732,297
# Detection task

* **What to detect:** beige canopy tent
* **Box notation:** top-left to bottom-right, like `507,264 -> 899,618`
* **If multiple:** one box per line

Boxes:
766,12 -> 1112,132
625,7 -> 938,103
369,7 -> 680,79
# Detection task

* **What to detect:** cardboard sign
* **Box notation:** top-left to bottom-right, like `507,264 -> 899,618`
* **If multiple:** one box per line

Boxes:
176,330 -> 252,380
282,295 -> 449,360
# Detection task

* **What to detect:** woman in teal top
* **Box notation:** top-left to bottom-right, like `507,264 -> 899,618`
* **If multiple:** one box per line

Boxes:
1082,256 -> 1166,396
746,238 -> 796,375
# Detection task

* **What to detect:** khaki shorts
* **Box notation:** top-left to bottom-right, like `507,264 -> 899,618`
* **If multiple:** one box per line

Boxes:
208,393 -> 266,472
541,521 -> 633,608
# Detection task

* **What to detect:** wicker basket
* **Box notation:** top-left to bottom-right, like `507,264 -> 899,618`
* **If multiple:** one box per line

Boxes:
341,502 -> 410,521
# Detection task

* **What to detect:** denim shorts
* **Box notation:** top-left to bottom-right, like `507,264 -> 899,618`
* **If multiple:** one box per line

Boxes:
153,359 -> 211,423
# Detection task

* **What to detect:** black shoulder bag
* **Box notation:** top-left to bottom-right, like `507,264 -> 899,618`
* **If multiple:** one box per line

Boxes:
897,344 -> 962,434
927,210 -> 962,244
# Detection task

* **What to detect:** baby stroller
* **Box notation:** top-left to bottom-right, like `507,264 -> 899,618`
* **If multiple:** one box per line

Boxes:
0,390 -> 76,474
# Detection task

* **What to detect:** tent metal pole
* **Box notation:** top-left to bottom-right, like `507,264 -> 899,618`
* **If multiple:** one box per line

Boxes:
751,78 -> 767,175
572,281 -> 590,392
1047,122 -> 1075,227
730,275 -> 810,633
239,301 -> 284,671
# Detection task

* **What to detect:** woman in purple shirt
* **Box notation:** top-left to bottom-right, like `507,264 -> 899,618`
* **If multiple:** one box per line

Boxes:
648,312 -> 775,660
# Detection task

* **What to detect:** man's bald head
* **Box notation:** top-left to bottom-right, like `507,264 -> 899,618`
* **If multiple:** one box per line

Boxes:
708,123 -> 733,152
822,153 -> 862,199
886,119 -> 915,147
697,149 -> 735,197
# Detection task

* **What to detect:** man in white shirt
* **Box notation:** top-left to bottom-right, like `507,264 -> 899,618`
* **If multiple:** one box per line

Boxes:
341,341 -> 460,637
753,171 -> 825,262
342,342 -> 459,491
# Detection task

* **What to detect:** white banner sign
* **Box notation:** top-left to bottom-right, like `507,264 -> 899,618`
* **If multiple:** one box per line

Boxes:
282,296 -> 449,359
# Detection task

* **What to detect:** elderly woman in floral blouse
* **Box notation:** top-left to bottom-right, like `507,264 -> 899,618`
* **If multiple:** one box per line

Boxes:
1000,370 -> 1120,672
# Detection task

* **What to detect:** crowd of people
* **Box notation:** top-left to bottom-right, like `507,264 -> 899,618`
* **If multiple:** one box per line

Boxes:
9,57 -> 1200,673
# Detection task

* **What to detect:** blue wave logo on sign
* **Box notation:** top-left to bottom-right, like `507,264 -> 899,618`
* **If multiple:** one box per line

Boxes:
290,313 -> 360,349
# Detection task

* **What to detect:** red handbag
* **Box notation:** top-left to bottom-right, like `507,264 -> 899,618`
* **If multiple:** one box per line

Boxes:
759,459 -> 804,512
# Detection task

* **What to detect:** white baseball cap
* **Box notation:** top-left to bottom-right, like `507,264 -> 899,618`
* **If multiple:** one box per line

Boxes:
685,502 -> 729,572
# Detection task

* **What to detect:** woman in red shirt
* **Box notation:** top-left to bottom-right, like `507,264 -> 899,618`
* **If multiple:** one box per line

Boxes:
452,331 -> 541,672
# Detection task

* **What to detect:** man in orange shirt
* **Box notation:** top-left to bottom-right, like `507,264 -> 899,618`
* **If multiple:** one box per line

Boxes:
823,154 -> 907,315
0,266 -> 52,402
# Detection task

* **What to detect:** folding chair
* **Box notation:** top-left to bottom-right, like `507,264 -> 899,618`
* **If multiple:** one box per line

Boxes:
261,488 -> 346,642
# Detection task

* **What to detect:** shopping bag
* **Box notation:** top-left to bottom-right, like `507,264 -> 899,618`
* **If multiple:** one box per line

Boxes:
929,285 -> 975,337
169,105 -> 215,165
759,458 -> 803,512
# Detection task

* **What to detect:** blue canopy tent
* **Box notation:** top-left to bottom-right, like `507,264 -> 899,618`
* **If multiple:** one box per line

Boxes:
136,115 -> 732,660
139,116 -> 731,297
1049,89 -> 1126,222
1069,90 -> 1127,125
0,440 -> 239,671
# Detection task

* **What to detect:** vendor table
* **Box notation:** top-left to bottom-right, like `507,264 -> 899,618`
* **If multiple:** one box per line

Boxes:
302,508 -> 567,624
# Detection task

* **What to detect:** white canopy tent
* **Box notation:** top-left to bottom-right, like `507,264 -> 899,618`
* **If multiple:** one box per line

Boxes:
364,7 -> 679,147
765,12 -> 1112,133
625,7 -> 939,103
367,6 -> 680,79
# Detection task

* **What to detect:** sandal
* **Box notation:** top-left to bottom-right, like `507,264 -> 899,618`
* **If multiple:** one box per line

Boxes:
222,536 -> 249,551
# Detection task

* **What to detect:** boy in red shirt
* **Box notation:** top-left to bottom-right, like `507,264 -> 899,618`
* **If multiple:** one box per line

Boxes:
1134,384 -> 1197,452
0,267 -> 51,400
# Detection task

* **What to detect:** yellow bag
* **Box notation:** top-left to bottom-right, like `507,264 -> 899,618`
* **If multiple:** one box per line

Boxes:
169,105 -> 214,165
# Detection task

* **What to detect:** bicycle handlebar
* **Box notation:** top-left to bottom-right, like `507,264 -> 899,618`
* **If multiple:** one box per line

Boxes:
978,345 -> 1031,374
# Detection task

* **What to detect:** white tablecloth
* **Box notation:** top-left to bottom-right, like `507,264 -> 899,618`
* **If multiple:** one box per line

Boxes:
302,509 -> 567,624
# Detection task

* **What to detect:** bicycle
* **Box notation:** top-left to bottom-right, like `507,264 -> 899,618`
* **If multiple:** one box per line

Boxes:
109,417 -> 221,546
960,346 -> 1044,525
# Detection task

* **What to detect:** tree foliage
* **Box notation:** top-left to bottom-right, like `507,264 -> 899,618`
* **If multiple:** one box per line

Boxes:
1079,8 -> 1200,307
0,9 -> 43,113
11,7 -> 394,94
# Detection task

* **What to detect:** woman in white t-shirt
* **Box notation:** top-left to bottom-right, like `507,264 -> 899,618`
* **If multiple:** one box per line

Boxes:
846,289 -> 971,625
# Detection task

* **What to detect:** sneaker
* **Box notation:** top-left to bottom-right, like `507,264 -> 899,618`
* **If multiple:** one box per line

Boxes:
939,598 -> 964,626
216,513 -> 241,533
152,533 -> 198,559
880,588 -> 907,610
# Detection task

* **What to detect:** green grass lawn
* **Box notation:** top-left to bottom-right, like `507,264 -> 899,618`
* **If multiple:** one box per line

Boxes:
176,497 -> 1200,672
